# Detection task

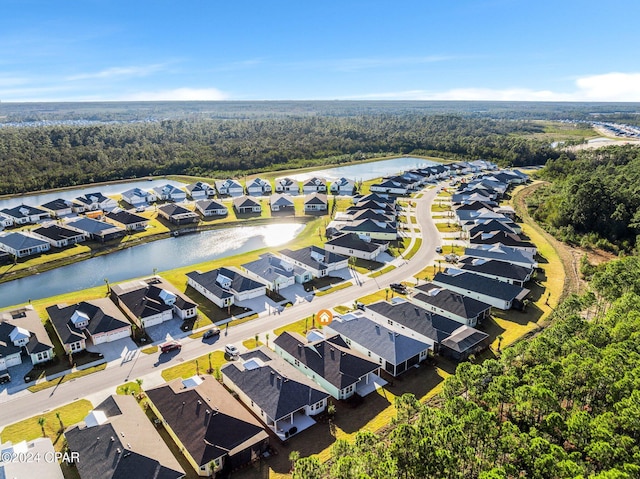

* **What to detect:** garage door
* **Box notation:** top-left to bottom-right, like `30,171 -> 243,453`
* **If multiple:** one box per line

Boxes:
106,329 -> 131,342
5,354 -> 22,368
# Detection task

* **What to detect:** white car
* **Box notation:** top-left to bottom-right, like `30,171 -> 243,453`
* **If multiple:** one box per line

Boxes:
224,344 -> 239,358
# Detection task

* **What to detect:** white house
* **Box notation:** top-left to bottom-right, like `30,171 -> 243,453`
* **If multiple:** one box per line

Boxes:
324,233 -> 388,261
302,177 -> 327,194
0,306 -> 54,368
304,193 -> 328,212
0,232 -> 51,258
370,179 -> 408,195
195,199 -> 228,217
329,178 -> 355,195
121,187 -> 152,205
186,181 -> 215,199
72,193 -> 118,212
186,267 -> 266,308
247,178 -> 272,196
215,178 -> 244,197
152,184 -> 187,202
0,205 -> 50,224
274,177 -> 300,194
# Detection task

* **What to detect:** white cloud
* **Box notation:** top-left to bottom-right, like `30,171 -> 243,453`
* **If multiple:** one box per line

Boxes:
118,87 -> 228,101
345,72 -> 640,102
66,64 -> 167,81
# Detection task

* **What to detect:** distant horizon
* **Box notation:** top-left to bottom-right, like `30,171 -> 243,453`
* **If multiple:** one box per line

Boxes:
2,1 -> 639,102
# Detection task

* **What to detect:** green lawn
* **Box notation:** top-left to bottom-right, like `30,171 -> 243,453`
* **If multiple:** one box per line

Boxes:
435,222 -> 461,233
161,350 -> 228,382
315,281 -> 353,296
116,380 -> 143,396
0,400 -> 93,452
403,238 -> 423,260
369,264 -> 397,278
431,203 -> 451,212
27,363 -> 107,393
242,338 -> 264,350
273,315 -> 318,337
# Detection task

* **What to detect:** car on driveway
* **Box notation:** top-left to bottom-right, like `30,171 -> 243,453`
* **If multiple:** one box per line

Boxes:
160,341 -> 181,353
390,283 -> 407,294
203,326 -> 221,339
224,344 -> 239,358
0,372 -> 11,384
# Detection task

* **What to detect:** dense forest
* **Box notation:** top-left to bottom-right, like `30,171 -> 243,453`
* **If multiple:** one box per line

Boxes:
0,115 -> 561,195
291,256 -> 640,479
528,145 -> 640,252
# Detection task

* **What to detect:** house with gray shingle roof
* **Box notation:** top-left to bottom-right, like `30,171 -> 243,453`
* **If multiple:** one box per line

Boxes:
278,245 -> 349,277
185,181 -> 215,199
269,193 -> 294,212
274,177 -> 299,194
72,192 -> 118,212
195,199 -> 228,217
0,205 -> 50,224
303,193 -> 328,212
0,232 -> 50,258
0,306 -> 54,367
121,187 -> 152,206
66,217 -> 126,242
232,196 -> 261,214
410,283 -> 491,327
152,184 -> 187,202
274,331 -> 380,400
222,347 -> 329,440
215,178 -> 244,197
186,267 -> 266,308
329,177 -> 355,195
458,257 -> 533,286
464,244 -> 538,269
324,311 -> 432,376
157,203 -> 199,225
31,224 -> 87,248
302,177 -> 327,194
324,232 -> 388,260
241,253 -> 311,291
41,198 -> 74,217
246,178 -> 272,196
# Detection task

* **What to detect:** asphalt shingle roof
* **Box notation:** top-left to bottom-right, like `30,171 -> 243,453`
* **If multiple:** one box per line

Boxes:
413,283 -> 491,320
433,270 -> 529,302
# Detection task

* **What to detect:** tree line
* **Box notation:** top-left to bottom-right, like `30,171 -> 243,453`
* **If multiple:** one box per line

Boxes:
528,145 -> 640,252
0,115 -> 560,195
292,256 -> 640,479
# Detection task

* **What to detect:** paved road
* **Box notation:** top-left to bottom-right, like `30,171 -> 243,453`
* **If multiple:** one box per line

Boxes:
0,187 -> 441,428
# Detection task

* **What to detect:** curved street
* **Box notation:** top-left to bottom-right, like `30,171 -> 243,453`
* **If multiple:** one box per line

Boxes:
0,186 -> 441,428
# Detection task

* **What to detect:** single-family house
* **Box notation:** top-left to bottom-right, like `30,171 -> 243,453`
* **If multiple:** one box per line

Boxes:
270,193 -> 294,212
157,204 -> 199,225
215,179 -> 244,197
336,218 -> 397,241
303,193 -> 328,212
0,438 -> 64,479
324,233 -> 388,260
350,209 -> 395,224
146,376 -> 269,477
0,213 -> 13,228
195,199 -> 228,217
47,298 -> 132,354
65,395 -> 185,479
233,195 -> 261,214
274,332 -> 381,400
469,231 -> 537,255
30,224 -> 87,248
221,347 -> 330,440
105,210 -> 149,231
467,219 -> 518,236
246,178 -> 272,196
66,217 -> 126,242
369,179 -> 408,196
347,199 -> 396,216
0,205 -> 50,224
329,178 -> 355,195
152,184 -> 187,202
432,269 -> 530,311
186,181 -> 215,199
458,257 -> 534,286
366,298 -> 490,360
324,311 -> 432,377
0,306 -> 54,368
110,276 -> 198,328
278,245 -> 349,278
122,188 -> 154,206
186,267 -> 266,308
41,198 -> 74,217
72,192 -> 118,212
241,253 -> 311,291
302,177 -> 327,194
410,283 -> 492,327
0,232 -> 50,258
464,244 -> 538,269
275,177 -> 300,194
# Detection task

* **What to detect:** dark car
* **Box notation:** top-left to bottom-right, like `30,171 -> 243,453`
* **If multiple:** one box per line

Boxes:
390,283 -> 407,294
160,341 -> 181,353
203,326 -> 221,339
0,372 -> 11,384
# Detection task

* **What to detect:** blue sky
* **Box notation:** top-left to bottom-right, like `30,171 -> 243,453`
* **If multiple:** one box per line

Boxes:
2,0 -> 640,102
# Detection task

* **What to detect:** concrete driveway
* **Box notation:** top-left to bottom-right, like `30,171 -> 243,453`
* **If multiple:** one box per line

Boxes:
88,337 -> 138,363
235,295 -> 282,316
145,317 -> 187,343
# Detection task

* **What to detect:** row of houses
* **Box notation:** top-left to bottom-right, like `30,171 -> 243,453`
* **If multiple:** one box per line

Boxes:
327,192 -> 400,242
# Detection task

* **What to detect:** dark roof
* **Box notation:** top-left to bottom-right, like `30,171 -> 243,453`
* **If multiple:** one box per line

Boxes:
41,198 -> 72,211
0,307 -> 53,356
158,203 -> 196,217
0,321 -> 22,359
66,217 -> 125,235
186,267 -> 264,297
440,326 -> 490,353
273,332 -> 379,389
111,277 -> 197,319
454,201 -> 497,211
356,193 -> 395,205
46,298 -> 130,345
233,196 -> 261,208
242,253 -> 304,283
413,283 -> 491,320
279,245 -> 348,270
433,270 -> 529,302
276,177 -> 297,186
350,200 -> 395,212
106,210 -> 148,225
458,257 -> 532,282
0,232 -> 49,251
146,378 -> 268,467
366,300 -> 462,343
186,181 -> 212,193
303,177 -> 326,187
327,314 -> 431,364
74,192 -> 110,205
304,193 -> 327,205
64,395 -> 184,479
325,233 -> 386,253
469,231 -> 535,249
0,204 -> 49,218
32,224 -> 86,242
222,347 -> 328,422
195,199 -> 227,211
464,245 -> 536,266
468,220 -> 517,236
351,209 -> 395,224
270,194 -> 294,207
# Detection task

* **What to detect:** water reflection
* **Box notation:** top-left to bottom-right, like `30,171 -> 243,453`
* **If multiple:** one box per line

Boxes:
0,223 -> 305,308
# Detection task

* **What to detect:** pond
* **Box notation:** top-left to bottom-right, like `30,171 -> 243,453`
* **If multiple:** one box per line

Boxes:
0,222 -> 305,309
289,156 -> 438,182
0,179 -> 186,211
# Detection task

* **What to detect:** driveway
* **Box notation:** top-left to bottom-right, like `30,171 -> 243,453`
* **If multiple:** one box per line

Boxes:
145,317 -> 187,343
0,360 -> 33,396
88,337 -> 138,363
236,295 -> 282,316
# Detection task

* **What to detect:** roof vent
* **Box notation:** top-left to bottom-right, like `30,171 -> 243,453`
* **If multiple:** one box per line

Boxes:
110,436 -> 115,442
116,448 -> 121,454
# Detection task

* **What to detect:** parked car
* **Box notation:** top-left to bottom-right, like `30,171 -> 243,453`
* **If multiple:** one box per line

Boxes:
435,246 -> 443,253
135,205 -> 146,213
160,341 -> 181,353
0,372 -> 11,384
224,344 -> 239,358
390,283 -> 407,294
355,302 -> 366,311
203,326 -> 221,339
